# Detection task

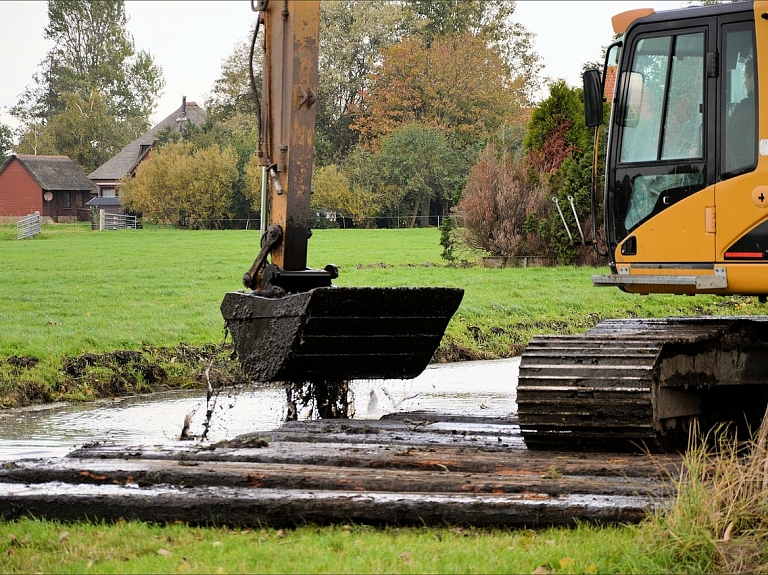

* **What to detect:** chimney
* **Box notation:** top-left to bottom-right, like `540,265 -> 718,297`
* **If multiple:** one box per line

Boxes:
181,96 -> 187,119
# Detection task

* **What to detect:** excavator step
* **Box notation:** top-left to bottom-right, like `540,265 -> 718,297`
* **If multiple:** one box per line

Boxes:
517,316 -> 768,452
221,286 -> 464,382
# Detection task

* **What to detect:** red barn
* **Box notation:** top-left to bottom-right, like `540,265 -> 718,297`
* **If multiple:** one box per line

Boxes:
0,155 -> 96,223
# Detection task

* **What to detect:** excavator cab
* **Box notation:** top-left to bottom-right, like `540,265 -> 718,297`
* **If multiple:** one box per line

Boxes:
221,1 -> 462,389
588,2 -> 766,297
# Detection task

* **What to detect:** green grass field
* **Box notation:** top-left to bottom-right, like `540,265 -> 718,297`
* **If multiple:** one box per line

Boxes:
0,223 -> 764,405
0,520 -> 671,574
2,224 -> 762,360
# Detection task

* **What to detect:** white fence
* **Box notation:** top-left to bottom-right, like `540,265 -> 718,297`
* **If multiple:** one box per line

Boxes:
102,213 -> 138,230
17,212 -> 41,239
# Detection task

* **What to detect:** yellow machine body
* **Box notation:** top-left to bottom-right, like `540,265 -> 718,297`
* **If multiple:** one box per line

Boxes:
593,1 -> 768,299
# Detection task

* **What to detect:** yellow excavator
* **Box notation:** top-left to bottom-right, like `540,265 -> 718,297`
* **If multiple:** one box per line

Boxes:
518,1 -> 768,451
220,1 -> 463,410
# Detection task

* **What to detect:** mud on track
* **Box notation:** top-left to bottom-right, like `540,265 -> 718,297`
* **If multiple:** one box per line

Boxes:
0,412 -> 681,528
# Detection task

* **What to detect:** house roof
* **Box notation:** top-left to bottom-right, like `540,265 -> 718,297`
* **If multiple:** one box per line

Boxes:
3,155 -> 96,192
88,99 -> 207,181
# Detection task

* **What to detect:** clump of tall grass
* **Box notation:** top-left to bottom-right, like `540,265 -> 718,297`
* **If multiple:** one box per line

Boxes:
635,406 -> 768,573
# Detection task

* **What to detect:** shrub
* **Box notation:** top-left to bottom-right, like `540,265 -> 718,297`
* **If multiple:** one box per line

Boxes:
455,143 -> 552,258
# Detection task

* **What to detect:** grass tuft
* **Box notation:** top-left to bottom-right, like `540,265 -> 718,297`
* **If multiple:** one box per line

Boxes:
633,409 -> 768,573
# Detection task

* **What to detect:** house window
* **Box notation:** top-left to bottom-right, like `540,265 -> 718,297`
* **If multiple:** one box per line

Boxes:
74,192 -> 84,208
102,188 -> 116,198
62,192 -> 70,209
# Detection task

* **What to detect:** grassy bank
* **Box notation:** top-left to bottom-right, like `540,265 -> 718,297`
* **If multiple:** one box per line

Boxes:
1,224 -> 764,405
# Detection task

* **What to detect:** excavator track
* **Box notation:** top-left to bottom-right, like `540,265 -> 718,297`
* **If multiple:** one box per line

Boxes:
517,317 -> 768,452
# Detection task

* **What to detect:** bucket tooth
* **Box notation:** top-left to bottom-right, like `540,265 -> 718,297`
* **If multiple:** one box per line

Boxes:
221,286 -> 464,382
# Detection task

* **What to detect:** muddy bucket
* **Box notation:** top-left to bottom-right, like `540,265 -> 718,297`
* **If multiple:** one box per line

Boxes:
221,286 -> 464,382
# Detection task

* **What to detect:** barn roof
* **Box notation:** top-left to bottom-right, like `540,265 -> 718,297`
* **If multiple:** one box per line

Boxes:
88,99 -> 207,181
6,155 -> 96,192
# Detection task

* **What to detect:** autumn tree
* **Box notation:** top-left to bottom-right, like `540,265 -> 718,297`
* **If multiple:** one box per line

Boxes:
523,81 -> 599,264
310,164 -> 381,226
15,91 -> 135,173
206,28 -> 260,122
314,1 -> 410,165
524,80 -> 591,175
334,145 -> 399,227
374,124 -> 466,227
407,0 -> 494,41
12,0 -> 164,169
311,165 -> 347,219
405,0 -> 541,101
15,0 -> 163,126
352,34 -> 528,152
205,3 -> 409,167
184,113 -> 260,221
120,141 -> 238,229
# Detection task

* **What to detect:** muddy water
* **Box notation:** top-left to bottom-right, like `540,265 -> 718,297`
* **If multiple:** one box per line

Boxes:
0,358 -> 519,461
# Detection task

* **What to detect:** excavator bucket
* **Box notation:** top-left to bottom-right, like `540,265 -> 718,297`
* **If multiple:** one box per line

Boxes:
221,286 -> 464,382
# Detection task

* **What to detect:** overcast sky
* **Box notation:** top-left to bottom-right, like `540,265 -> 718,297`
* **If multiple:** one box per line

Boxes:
0,0 -> 685,138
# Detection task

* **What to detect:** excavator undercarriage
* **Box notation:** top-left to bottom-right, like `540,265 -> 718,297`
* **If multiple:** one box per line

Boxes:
517,317 -> 768,451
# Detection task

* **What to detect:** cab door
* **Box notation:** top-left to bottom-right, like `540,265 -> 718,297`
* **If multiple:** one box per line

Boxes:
608,19 -> 716,265
714,18 -> 763,263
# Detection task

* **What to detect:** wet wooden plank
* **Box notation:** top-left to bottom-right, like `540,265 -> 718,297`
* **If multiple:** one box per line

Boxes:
0,482 -> 656,528
0,458 -> 672,498
67,440 -> 680,477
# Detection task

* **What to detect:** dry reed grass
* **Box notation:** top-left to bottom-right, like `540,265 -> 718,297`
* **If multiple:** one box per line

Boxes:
639,406 -> 768,573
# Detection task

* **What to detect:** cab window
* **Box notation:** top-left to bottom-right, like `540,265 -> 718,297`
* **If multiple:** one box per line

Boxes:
619,33 -> 704,163
721,22 -> 756,178
616,31 -> 706,233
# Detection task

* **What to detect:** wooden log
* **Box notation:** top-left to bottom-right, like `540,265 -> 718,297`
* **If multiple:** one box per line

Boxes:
0,458 -> 672,498
0,482 -> 656,528
67,440 -> 681,478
